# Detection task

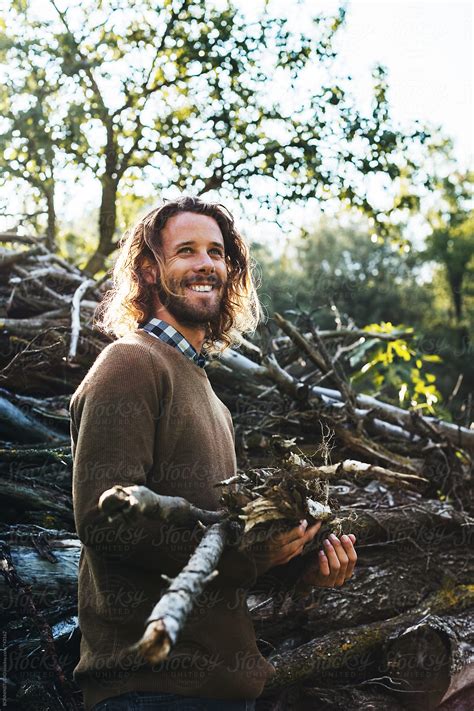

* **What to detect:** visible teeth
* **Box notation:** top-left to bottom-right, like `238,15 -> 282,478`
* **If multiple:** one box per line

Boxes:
189,285 -> 213,292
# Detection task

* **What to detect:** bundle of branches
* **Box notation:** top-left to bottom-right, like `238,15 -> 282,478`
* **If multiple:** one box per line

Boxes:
218,444 -> 432,540
0,234 -> 473,710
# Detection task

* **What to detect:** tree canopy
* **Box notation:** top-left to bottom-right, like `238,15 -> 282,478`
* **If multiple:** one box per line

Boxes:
1,0 -> 429,274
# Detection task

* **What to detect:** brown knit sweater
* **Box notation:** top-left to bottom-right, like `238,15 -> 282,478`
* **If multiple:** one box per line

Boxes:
70,329 -> 275,710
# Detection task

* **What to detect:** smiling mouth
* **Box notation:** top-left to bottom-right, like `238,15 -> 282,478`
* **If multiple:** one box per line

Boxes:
186,284 -> 217,293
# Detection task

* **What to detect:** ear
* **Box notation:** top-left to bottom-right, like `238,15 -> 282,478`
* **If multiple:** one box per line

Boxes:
141,260 -> 159,285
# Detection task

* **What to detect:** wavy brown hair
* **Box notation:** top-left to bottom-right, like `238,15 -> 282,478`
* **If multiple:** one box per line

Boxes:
94,196 -> 264,353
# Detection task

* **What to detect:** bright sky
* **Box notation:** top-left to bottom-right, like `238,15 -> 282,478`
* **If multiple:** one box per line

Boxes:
337,0 -> 473,166
235,0 -> 473,165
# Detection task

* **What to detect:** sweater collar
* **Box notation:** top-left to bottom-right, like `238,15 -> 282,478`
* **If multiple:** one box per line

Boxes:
138,318 -> 207,368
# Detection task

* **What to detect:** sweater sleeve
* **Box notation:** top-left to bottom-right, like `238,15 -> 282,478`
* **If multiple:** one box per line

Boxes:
71,341 -> 257,586
71,341 -> 183,574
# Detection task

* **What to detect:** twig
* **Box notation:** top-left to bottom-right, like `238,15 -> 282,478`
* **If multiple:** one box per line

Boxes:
315,459 -> 428,491
0,232 -> 46,243
273,313 -> 327,373
0,246 -> 43,268
12,264 -> 71,305
307,319 -> 359,426
446,374 -> 463,410
263,353 -> 308,402
68,278 -> 95,360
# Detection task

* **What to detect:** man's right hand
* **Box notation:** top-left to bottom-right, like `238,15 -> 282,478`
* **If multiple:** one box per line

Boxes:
249,519 -> 322,576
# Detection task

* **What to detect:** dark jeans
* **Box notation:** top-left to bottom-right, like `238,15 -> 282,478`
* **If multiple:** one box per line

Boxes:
91,691 -> 256,711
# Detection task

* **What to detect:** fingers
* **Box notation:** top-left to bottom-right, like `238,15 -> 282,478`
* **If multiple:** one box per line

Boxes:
317,548 -> 330,578
277,519 -> 321,545
279,524 -> 320,563
317,533 -> 357,586
341,534 -> 357,579
275,520 -> 321,550
302,521 -> 321,545
274,520 -> 322,565
323,534 -> 348,586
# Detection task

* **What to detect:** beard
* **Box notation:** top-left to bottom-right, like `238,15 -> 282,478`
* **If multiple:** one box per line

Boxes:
153,274 -> 225,328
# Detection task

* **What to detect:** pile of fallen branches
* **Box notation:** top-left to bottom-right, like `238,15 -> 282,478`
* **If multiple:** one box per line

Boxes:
0,234 -> 473,711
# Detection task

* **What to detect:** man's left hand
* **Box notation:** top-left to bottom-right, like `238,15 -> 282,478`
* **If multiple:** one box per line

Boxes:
301,533 -> 357,587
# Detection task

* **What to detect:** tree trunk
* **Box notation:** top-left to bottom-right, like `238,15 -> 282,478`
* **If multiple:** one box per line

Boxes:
83,174 -> 118,276
250,541 -> 474,643
448,271 -> 464,323
45,186 -> 56,253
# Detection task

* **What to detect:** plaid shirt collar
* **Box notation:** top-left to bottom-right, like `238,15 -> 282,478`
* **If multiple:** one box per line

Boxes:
139,318 -> 207,368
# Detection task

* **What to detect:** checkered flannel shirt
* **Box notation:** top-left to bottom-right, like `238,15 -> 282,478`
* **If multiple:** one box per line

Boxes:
138,317 -> 207,368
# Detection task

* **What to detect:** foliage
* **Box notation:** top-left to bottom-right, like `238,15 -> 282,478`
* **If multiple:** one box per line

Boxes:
0,38 -> 58,246
251,213 -> 472,418
349,321 -> 443,414
252,214 -> 432,326
421,169 -> 474,323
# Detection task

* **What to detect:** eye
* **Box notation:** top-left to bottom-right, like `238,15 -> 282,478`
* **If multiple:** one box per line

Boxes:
177,246 -> 224,256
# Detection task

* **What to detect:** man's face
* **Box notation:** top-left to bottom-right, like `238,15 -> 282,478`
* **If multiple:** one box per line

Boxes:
150,211 -> 228,327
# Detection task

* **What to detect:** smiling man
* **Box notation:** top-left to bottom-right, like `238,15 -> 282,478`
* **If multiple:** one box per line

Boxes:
147,210 -> 228,339
70,196 -> 357,711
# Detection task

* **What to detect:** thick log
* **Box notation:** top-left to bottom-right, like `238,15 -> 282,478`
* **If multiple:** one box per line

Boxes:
250,541 -> 474,642
0,536 -> 80,616
0,445 -> 72,471
0,474 -> 73,528
383,613 -> 474,711
262,584 -> 474,707
0,394 -> 67,444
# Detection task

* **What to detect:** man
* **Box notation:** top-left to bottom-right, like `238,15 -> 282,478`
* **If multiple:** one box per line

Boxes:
70,196 -> 357,711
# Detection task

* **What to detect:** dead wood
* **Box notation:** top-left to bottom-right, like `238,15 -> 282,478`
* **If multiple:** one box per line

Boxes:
133,521 -> 228,664
0,237 -> 472,709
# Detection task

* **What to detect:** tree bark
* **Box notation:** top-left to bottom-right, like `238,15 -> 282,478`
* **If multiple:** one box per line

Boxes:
134,521 -> 229,664
83,174 -> 118,276
262,585 -> 474,706
45,186 -> 56,253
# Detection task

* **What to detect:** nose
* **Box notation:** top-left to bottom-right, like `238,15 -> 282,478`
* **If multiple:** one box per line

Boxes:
192,249 -> 215,273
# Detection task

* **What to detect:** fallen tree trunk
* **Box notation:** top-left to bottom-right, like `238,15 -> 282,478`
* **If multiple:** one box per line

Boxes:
0,393 -> 67,444
263,584 -> 474,710
0,474 -> 73,528
0,535 -> 80,616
